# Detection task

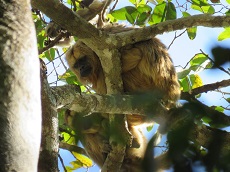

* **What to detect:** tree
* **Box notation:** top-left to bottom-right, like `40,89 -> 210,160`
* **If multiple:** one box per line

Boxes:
2,0 -> 229,171
0,0 -> 41,171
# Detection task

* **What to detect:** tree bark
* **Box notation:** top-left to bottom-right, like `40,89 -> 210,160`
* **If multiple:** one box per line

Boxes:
0,0 -> 41,171
38,60 -> 59,172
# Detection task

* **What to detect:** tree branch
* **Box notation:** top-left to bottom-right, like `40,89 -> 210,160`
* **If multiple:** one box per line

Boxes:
111,14 -> 230,48
53,87 -> 230,153
182,79 -> 230,97
51,85 -> 230,127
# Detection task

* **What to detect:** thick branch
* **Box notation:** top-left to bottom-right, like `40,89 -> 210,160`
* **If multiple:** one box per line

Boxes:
52,87 -> 166,122
50,84 -> 81,109
56,89 -> 230,152
52,85 -> 230,128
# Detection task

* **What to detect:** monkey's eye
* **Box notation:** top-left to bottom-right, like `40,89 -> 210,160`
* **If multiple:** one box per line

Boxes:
74,56 -> 92,77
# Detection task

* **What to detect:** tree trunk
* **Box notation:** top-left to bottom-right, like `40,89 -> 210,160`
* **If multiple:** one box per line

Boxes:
0,0 -> 41,171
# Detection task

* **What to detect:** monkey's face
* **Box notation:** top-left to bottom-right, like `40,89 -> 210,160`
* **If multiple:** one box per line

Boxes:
66,41 -> 102,86
74,56 -> 92,77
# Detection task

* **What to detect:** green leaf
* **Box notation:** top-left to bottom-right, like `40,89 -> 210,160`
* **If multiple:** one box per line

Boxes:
187,27 -> 197,40
191,4 -> 215,14
191,0 -> 214,14
110,6 -> 136,20
66,166 -> 75,172
180,77 -> 191,92
182,11 -> 191,17
65,76 -> 79,85
177,69 -> 191,79
138,0 -> 146,6
227,0 -> 230,4
150,2 -> 166,24
129,0 -> 136,4
135,4 -> 152,25
136,12 -> 150,26
226,97 -> 230,103
107,14 -> 117,22
215,106 -> 224,113
37,32 -> 46,49
205,61 -> 213,69
110,8 -> 127,20
166,2 -> 177,20
189,53 -> 210,72
218,27 -> 230,41
130,0 -> 146,6
226,10 -> 230,16
126,12 -> 135,24
62,132 -> 76,144
72,152 -> 93,168
156,0 -> 164,3
44,48 -> 55,61
182,12 -> 197,40
60,70 -> 81,85
65,161 -> 83,171
137,4 -> 152,13
191,0 -> 208,6
203,5 -> 215,14
146,124 -> 154,131
190,53 -> 208,66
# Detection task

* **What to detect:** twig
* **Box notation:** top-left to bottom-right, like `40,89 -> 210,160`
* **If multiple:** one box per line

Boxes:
110,0 -> 119,12
57,50 -> 68,71
58,154 -> 67,172
168,30 -> 186,50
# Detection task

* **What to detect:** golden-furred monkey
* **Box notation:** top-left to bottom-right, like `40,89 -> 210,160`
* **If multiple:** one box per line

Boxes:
65,25 -> 181,171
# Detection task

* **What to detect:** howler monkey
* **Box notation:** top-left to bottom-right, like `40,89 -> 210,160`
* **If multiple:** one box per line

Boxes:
65,25 -> 181,171
66,26 -> 181,123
